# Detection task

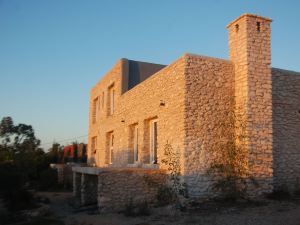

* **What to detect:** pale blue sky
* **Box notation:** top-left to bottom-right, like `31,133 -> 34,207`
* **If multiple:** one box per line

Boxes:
0,0 -> 299,149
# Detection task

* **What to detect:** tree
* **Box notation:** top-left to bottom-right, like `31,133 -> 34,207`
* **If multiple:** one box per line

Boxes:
47,142 -> 64,163
0,117 -> 40,159
0,116 -> 44,183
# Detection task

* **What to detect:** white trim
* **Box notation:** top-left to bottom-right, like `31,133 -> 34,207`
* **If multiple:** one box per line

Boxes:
149,119 -> 158,164
110,88 -> 114,115
133,125 -> 139,163
109,133 -> 114,164
91,136 -> 97,154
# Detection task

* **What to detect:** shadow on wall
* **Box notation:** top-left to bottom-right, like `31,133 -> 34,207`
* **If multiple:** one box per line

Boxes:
272,69 -> 300,193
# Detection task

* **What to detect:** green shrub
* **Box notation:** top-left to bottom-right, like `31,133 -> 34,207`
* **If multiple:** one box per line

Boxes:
267,189 -> 291,201
4,188 -> 36,211
156,186 -> 175,206
124,199 -> 135,217
124,199 -> 150,217
0,211 -> 25,225
37,168 -> 60,191
136,201 -> 150,216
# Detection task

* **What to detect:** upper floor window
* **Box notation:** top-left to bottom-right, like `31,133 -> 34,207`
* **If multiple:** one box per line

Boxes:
92,97 -> 99,123
108,84 -> 115,116
91,136 -> 97,155
102,92 -> 104,109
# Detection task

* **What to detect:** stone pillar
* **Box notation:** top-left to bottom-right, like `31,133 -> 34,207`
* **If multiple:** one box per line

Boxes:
57,165 -> 64,184
73,172 -> 81,198
81,173 -> 98,205
227,14 -> 273,195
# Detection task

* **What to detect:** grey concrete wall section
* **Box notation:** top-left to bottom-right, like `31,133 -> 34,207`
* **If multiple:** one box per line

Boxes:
121,58 -> 166,93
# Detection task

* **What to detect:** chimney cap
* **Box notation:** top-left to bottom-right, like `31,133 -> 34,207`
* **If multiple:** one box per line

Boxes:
227,13 -> 272,29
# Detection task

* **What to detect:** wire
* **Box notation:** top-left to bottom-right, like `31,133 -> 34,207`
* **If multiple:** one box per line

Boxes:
39,135 -> 88,147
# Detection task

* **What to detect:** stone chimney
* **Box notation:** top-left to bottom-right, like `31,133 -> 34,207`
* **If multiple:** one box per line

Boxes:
227,14 -> 273,195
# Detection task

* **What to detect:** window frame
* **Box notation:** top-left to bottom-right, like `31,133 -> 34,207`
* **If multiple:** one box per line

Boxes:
108,132 -> 114,164
91,136 -> 97,155
133,125 -> 139,163
149,119 -> 158,164
92,97 -> 99,123
108,85 -> 115,116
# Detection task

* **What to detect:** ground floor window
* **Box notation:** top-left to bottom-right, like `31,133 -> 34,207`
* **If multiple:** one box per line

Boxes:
133,125 -> 138,163
150,119 -> 158,164
108,132 -> 114,164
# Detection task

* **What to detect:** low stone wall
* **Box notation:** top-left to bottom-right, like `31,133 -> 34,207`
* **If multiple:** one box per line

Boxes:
97,168 -> 167,212
81,174 -> 98,205
72,167 -> 167,212
73,172 -> 81,198
51,163 -> 86,188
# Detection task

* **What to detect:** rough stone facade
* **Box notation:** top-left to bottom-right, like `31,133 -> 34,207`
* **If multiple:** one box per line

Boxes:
88,57 -> 186,168
272,68 -> 300,192
227,14 -> 274,196
72,13 -> 300,211
97,168 -> 167,212
183,55 -> 235,198
72,167 -> 166,211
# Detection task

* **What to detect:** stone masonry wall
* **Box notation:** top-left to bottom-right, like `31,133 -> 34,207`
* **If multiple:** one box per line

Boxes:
227,14 -> 273,196
81,174 -> 98,205
89,56 -> 186,170
86,13 -> 300,201
183,54 -> 235,198
272,68 -> 300,192
73,172 -> 81,198
97,168 -> 167,212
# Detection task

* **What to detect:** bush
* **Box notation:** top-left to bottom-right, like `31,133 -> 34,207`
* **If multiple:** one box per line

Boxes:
0,211 -> 25,225
267,189 -> 291,201
37,168 -> 60,191
0,161 -> 36,211
4,188 -> 36,211
156,186 -> 175,206
124,199 -> 150,217
136,201 -> 150,216
124,199 -> 135,217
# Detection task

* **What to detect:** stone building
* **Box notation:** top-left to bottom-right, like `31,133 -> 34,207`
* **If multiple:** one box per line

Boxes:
73,13 -> 300,211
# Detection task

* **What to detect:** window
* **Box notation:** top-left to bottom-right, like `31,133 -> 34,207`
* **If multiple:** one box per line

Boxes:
235,24 -> 239,33
102,92 -> 104,109
91,136 -> 97,155
128,124 -> 138,164
108,85 -> 115,116
92,97 -> 99,123
133,125 -> 139,163
256,21 -> 261,32
150,119 -> 158,164
98,95 -> 101,111
107,132 -> 114,164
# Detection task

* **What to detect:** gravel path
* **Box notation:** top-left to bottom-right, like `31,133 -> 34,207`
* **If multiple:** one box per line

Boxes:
40,192 -> 300,225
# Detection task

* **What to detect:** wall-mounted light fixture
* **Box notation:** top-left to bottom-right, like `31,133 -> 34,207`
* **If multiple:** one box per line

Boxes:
121,118 -> 125,123
160,100 -> 165,107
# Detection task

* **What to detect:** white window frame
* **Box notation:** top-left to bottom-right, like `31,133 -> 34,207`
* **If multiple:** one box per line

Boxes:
102,92 -> 104,109
109,132 -> 114,164
149,119 -> 158,164
91,136 -> 97,155
133,125 -> 139,163
92,97 -> 98,123
98,95 -> 101,111
109,88 -> 115,115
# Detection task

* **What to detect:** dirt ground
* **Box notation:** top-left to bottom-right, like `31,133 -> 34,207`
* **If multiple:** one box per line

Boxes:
40,192 -> 300,225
